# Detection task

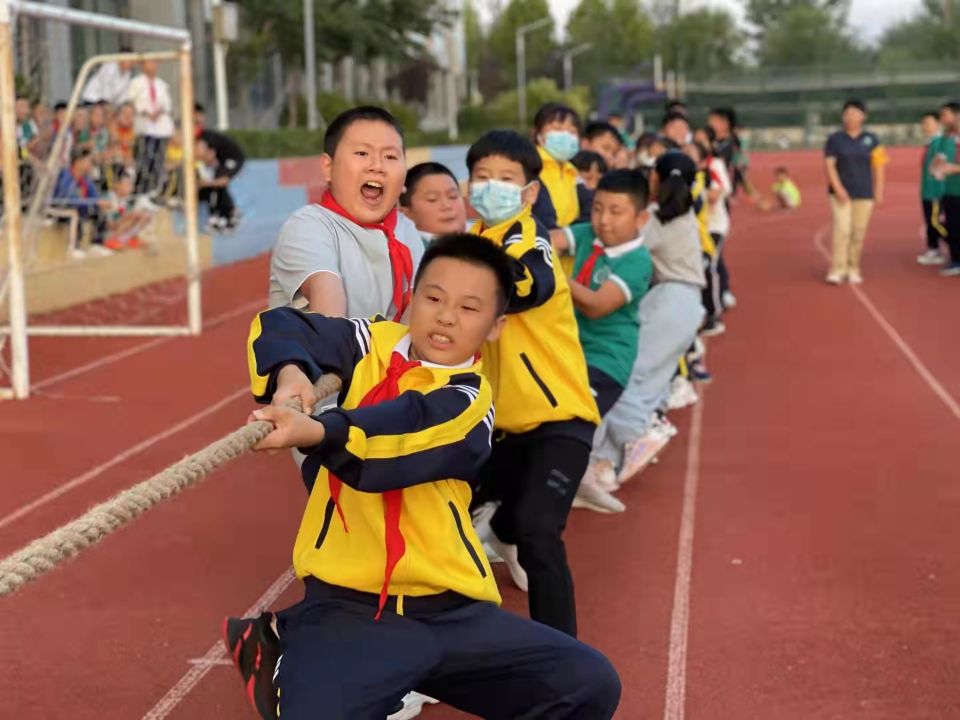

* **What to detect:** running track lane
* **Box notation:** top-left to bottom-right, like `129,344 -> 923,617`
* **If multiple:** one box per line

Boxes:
680,150 -> 960,718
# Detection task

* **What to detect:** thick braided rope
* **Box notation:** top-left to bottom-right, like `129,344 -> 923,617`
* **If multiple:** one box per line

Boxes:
0,375 -> 342,598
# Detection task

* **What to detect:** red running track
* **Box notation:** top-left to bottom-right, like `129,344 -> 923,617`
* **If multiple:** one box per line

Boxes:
0,148 -> 958,719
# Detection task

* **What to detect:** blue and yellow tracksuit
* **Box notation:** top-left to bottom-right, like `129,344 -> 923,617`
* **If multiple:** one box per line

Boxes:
248,309 -> 500,610
249,309 -> 621,720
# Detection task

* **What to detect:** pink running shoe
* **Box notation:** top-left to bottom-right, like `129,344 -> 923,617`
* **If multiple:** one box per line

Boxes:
618,430 -> 672,485
573,464 -> 625,514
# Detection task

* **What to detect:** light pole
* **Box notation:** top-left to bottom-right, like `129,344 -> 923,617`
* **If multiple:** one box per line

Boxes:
303,0 -> 317,130
562,42 -> 592,91
516,16 -> 551,128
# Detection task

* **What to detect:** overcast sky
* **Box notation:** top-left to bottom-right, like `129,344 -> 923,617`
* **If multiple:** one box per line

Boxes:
537,0 -> 923,43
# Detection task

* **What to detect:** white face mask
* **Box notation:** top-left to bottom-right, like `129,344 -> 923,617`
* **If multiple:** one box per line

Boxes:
469,179 -> 530,225
542,130 -> 580,162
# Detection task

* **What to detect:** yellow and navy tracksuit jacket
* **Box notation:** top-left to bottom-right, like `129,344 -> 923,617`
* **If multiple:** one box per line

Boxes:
537,145 -> 580,228
470,206 -> 600,443
248,309 -> 501,609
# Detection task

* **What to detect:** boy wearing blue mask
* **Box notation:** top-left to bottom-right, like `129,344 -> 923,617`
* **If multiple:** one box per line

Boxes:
466,130 -> 600,638
531,103 -> 583,234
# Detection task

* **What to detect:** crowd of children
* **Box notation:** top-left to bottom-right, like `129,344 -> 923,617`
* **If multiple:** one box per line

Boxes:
218,100 -> 747,720
8,56 -> 245,258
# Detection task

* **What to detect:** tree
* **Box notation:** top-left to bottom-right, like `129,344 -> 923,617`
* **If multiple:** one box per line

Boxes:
877,0 -> 960,64
566,0 -> 655,89
743,0 -> 850,31
757,4 -> 864,69
487,0 -> 557,90
655,8 -> 744,80
233,0 -> 455,127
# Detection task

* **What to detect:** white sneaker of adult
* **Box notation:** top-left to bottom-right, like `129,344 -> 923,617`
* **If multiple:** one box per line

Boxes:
917,249 -> 946,266
486,533 -> 528,592
388,692 -> 440,720
825,271 -> 845,285
847,271 -> 863,285
722,290 -> 737,308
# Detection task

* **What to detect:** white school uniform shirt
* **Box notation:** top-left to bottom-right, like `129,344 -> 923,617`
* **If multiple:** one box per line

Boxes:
706,156 -> 732,237
81,62 -> 132,105
127,74 -> 174,138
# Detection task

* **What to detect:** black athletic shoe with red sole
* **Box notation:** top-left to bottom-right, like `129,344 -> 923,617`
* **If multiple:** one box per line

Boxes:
223,613 -> 280,720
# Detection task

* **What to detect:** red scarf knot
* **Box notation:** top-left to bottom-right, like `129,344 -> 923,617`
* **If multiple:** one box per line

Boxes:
319,190 -> 413,321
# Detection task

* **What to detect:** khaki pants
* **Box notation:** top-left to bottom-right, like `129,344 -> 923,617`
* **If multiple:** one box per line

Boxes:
830,197 -> 874,275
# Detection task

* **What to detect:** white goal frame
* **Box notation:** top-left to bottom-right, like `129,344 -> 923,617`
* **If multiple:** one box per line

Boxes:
0,0 -> 200,399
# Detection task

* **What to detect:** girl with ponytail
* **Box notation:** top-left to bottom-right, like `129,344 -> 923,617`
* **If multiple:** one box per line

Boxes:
580,151 -> 708,495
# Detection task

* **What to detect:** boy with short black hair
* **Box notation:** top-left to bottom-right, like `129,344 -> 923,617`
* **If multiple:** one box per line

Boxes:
571,149 -> 607,223
231,233 -> 620,720
466,129 -> 600,637
581,120 -> 624,169
399,161 -> 467,243
554,170 -> 654,513
269,105 -> 424,318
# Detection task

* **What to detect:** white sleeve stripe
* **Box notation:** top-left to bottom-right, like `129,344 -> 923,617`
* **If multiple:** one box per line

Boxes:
608,275 -> 633,304
349,319 -> 370,355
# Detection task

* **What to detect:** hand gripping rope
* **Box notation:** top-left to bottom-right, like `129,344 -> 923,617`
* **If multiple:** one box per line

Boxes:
0,375 -> 343,597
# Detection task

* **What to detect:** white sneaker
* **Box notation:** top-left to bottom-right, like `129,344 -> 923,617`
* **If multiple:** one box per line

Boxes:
826,271 -> 845,285
722,290 -> 737,308
847,271 -> 863,284
88,244 -> 114,257
486,533 -> 528,592
668,376 -> 699,410
917,249 -> 945,266
388,692 -> 439,720
651,414 -> 679,439
69,248 -> 87,260
618,425 -> 672,485
572,464 -> 626,514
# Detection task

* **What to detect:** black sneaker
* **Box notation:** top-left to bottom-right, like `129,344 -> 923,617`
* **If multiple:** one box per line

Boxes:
223,613 -> 280,720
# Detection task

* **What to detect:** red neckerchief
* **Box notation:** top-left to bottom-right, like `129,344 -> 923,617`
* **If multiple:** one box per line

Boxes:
575,241 -> 605,286
319,190 -> 413,321
327,350 -> 421,620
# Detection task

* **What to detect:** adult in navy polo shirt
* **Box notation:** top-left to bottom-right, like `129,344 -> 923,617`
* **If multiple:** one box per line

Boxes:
824,99 -> 887,285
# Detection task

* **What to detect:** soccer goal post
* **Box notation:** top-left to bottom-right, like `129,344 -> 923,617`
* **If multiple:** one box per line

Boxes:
0,0 -> 200,400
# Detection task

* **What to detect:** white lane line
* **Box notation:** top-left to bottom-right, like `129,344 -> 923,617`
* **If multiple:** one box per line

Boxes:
0,386 -> 250,531
663,393 -> 706,720
33,298 -> 265,391
813,227 -> 960,422
187,658 -> 233,667
143,568 -> 297,720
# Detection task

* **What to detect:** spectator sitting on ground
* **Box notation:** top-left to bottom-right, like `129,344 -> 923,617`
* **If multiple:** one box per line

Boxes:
399,161 -> 467,244
161,128 -> 184,205
81,45 -> 135,106
770,167 -> 801,210
53,148 -> 113,258
31,102 -> 54,160
103,172 -> 154,250
89,102 -> 111,158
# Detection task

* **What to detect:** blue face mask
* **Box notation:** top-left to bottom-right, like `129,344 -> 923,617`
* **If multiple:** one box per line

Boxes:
543,130 -> 580,162
469,179 -> 526,225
